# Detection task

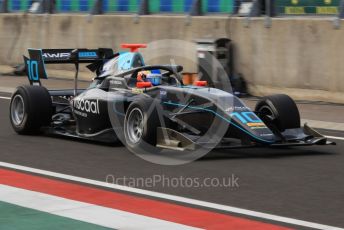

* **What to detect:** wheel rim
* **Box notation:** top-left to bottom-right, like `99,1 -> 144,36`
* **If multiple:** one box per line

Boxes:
11,94 -> 25,126
259,105 -> 275,120
126,108 -> 144,144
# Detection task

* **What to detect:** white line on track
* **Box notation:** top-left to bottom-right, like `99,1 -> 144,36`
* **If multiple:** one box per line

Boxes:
0,96 -> 10,100
325,135 -> 344,141
0,161 -> 343,230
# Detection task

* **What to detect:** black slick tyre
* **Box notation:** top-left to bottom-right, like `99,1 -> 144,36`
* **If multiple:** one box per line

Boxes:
255,94 -> 300,132
9,85 -> 52,134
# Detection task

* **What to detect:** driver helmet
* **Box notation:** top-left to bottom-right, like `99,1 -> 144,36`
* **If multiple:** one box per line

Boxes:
146,73 -> 162,86
137,70 -> 162,86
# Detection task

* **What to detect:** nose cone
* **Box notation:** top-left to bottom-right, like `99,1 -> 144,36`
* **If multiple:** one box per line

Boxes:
226,97 -> 278,144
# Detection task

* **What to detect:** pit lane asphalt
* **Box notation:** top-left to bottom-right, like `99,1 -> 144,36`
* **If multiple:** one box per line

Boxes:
0,93 -> 343,229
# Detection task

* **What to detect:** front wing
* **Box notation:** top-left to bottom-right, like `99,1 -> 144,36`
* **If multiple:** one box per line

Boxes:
156,124 -> 335,151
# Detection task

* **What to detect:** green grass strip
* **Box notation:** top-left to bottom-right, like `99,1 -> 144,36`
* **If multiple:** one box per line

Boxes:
0,201 -> 113,230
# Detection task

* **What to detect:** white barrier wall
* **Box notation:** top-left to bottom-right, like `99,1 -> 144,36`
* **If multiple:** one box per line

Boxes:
1,14 -> 343,102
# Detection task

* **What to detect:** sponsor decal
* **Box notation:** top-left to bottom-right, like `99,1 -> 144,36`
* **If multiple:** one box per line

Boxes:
159,90 -> 167,99
259,133 -> 274,136
132,88 -> 144,94
251,126 -> 269,130
230,112 -> 268,129
73,99 -> 100,115
42,53 -> 70,59
110,80 -> 122,85
74,110 -> 87,118
42,51 -> 98,60
230,112 -> 262,123
246,122 -> 266,127
225,106 -> 250,112
316,6 -> 338,14
79,52 -> 97,58
285,7 -> 305,14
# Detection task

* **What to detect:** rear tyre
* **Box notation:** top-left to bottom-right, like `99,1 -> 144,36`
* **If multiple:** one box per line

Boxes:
124,99 -> 160,151
255,94 -> 300,132
9,85 -> 52,134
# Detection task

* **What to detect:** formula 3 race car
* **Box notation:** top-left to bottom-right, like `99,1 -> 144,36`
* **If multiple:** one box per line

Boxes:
9,44 -> 335,156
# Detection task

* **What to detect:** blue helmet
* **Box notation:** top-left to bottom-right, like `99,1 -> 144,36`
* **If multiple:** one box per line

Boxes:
146,73 -> 162,86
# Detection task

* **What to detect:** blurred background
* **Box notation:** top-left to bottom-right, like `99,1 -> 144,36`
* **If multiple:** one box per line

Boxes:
1,0 -> 341,15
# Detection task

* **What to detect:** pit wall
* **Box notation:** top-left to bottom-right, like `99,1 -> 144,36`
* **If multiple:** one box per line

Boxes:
0,14 -> 343,102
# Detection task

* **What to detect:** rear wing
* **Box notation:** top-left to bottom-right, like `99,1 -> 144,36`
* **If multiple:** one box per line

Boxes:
39,48 -> 114,63
23,48 -> 114,86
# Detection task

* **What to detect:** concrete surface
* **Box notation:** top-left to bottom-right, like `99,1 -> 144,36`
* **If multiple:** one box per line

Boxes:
1,14 -> 344,102
0,92 -> 343,229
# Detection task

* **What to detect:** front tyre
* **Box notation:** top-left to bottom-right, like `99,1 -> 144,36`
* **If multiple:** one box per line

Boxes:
255,94 -> 300,132
124,99 -> 160,151
9,85 -> 52,134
